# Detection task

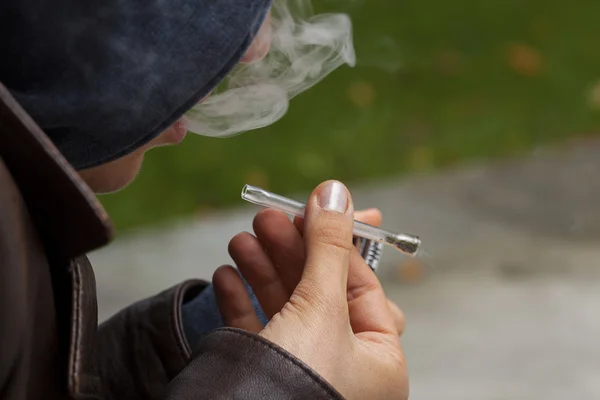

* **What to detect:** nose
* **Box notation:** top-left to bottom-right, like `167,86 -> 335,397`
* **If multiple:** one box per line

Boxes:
240,11 -> 272,63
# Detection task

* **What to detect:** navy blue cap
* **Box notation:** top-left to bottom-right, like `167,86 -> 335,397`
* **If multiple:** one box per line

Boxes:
0,0 -> 272,169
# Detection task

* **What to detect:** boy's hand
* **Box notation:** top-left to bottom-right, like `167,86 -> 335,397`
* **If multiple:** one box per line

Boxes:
213,208 -> 405,335
213,181 -> 408,400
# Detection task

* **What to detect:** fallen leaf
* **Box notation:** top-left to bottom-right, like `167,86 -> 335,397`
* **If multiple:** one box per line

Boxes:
397,258 -> 425,284
506,43 -> 543,77
295,152 -> 331,178
588,81 -> 600,110
347,81 -> 376,108
408,145 -> 434,172
194,204 -> 215,218
402,118 -> 432,141
449,96 -> 488,117
436,49 -> 463,76
244,168 -> 270,189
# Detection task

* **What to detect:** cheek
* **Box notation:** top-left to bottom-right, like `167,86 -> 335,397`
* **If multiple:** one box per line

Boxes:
104,154 -> 145,193
150,118 -> 188,147
241,11 -> 272,63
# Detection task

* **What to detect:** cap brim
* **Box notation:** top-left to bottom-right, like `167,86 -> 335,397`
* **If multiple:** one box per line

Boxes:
3,0 -> 272,169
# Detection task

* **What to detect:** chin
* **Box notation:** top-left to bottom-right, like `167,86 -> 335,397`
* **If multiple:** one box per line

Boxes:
78,152 -> 145,194
96,168 -> 142,194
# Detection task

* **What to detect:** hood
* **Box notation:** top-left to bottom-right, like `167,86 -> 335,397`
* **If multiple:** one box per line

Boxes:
0,0 -> 272,169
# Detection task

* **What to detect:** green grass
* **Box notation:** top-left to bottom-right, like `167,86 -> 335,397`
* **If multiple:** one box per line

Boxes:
100,0 -> 600,232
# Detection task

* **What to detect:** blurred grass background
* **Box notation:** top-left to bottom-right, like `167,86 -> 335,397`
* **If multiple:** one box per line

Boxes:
100,0 -> 600,232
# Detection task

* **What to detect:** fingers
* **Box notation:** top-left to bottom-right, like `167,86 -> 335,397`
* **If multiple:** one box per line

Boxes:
228,232 -> 289,319
213,265 -> 263,333
299,181 -> 355,304
252,209 -> 305,294
354,208 -> 382,227
252,208 -> 382,296
346,249 -> 397,336
387,299 -> 406,336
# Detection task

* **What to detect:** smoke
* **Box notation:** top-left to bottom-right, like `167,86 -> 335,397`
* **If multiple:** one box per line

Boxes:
185,0 -> 356,137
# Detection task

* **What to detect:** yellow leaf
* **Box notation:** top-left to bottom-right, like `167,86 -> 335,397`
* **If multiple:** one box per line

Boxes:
295,152 -> 330,178
436,49 -> 463,76
397,258 -> 425,284
244,168 -> 270,190
347,81 -> 376,108
506,43 -> 543,77
588,81 -> 600,111
408,145 -> 434,172
194,204 -> 214,218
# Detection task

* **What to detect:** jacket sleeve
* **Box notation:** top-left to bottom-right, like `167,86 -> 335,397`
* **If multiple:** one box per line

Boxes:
164,328 -> 345,400
94,281 -> 344,400
95,280 -> 206,400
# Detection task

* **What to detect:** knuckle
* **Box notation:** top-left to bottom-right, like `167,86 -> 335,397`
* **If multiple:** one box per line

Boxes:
290,284 -> 322,311
291,282 -> 347,319
387,300 -> 406,334
311,219 -> 353,252
327,295 -> 349,319
398,310 -> 406,324
396,313 -> 406,335
346,279 -> 381,302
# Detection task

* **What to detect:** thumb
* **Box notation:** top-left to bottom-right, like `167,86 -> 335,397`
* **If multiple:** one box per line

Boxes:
297,181 -> 354,305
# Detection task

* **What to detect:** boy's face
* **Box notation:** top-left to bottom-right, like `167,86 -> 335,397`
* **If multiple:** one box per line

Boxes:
78,11 -> 272,194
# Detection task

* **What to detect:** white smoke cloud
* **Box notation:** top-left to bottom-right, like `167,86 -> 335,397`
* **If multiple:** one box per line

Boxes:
185,0 -> 356,137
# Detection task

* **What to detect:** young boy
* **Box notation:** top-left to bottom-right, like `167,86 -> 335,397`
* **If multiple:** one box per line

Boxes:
0,1 -> 408,398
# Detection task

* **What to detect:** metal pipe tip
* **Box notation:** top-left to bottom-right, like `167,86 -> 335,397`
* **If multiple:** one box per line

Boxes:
387,234 -> 421,256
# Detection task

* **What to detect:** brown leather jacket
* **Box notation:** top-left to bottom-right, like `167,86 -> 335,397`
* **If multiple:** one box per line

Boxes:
0,84 -> 344,399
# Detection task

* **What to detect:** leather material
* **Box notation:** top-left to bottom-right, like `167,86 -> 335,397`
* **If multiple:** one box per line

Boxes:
94,279 -> 206,400
0,84 -> 344,399
0,83 -> 114,262
166,328 -> 344,400
0,155 -> 65,399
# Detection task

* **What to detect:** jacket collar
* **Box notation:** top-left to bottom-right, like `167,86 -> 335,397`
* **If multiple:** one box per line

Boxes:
0,83 -> 114,261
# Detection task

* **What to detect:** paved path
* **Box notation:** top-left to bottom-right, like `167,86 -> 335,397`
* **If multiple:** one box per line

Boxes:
90,139 -> 600,400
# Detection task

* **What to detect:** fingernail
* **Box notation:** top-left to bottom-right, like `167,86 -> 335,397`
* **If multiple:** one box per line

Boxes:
318,181 -> 348,213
